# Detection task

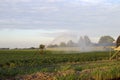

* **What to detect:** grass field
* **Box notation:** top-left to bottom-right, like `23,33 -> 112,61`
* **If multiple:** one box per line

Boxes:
0,50 -> 119,80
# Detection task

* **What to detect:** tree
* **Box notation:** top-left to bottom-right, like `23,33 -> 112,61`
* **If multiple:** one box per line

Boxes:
78,36 -> 84,44
116,36 -> 120,47
39,44 -> 45,54
67,40 -> 75,47
78,36 -> 92,47
39,44 -> 45,49
84,36 -> 91,45
29,47 -> 36,49
98,36 -> 115,46
47,44 -> 58,48
78,36 -> 85,47
59,42 -> 66,47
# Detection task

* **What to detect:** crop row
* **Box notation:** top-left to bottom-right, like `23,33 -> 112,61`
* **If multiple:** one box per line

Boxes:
0,50 -> 110,78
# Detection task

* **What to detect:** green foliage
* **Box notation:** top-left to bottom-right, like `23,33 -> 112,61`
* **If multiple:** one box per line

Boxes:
0,50 -> 112,79
39,44 -> 45,49
59,65 -> 71,71
56,74 -> 78,80
74,66 -> 83,71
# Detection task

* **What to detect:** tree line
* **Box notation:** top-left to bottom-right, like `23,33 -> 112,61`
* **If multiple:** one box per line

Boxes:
47,35 -> 115,48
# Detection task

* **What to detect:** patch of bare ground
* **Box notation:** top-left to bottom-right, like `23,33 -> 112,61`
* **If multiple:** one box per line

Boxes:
15,69 -> 75,80
15,72 -> 55,80
109,78 -> 120,80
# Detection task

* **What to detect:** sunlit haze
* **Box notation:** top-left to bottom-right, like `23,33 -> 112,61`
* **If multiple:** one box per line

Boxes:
0,0 -> 120,48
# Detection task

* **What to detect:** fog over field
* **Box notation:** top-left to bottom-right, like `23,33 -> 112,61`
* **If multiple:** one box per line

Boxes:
0,0 -> 120,48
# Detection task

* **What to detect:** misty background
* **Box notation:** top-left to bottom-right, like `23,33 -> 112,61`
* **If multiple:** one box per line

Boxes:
0,0 -> 120,48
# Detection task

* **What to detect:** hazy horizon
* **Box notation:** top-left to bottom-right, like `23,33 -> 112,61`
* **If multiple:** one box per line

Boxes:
0,0 -> 120,48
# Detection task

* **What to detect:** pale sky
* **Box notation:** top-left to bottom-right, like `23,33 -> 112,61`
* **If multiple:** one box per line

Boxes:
0,0 -> 120,48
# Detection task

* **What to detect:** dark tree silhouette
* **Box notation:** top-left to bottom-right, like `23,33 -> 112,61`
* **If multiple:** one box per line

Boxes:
67,40 -> 75,47
39,44 -> 45,54
98,36 -> 115,46
116,36 -> 120,47
59,42 -> 66,47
